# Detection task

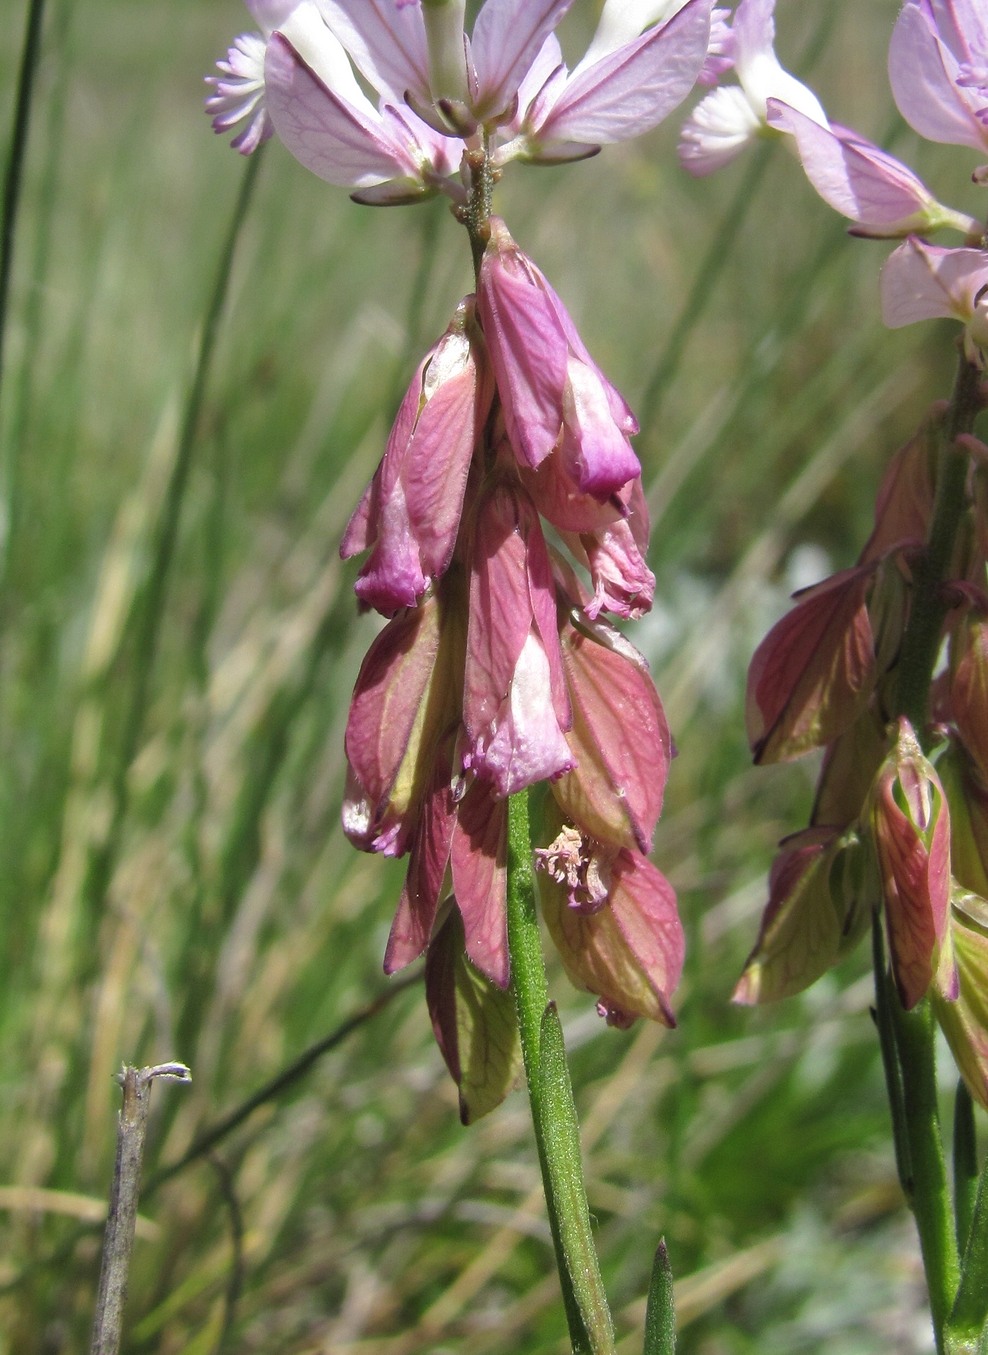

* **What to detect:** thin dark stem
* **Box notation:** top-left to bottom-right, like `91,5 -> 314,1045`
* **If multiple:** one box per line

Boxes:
145,970 -> 420,1196
89,1064 -> 191,1355
954,1082 -> 978,1256
0,0 -> 46,414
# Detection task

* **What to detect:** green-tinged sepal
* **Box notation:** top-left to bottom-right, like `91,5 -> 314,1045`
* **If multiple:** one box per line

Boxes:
734,826 -> 865,1004
425,906 -> 522,1124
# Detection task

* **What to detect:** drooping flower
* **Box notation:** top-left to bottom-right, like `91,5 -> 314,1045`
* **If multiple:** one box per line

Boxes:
537,805 -> 684,1028
764,101 -> 975,239
881,237 -> 988,365
477,217 -> 642,496
678,0 -> 827,176
341,298 -> 492,616
462,480 -> 574,797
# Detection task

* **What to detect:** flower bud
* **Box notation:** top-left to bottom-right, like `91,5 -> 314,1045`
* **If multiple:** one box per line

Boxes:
870,719 -> 956,1009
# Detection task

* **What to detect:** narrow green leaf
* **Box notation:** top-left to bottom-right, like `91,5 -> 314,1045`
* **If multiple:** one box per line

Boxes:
954,1082 -> 978,1255
643,1240 -> 676,1355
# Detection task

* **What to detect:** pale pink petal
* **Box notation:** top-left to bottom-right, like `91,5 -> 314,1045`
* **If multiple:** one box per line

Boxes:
768,101 -> 940,237
537,0 -> 713,146
471,0 -> 574,120
265,28 -> 419,187
678,84 -> 761,175
317,0 -> 432,105
880,238 -> 988,332
888,2 -> 988,152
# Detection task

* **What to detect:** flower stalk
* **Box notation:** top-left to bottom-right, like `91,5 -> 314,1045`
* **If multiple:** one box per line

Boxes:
506,791 -> 616,1355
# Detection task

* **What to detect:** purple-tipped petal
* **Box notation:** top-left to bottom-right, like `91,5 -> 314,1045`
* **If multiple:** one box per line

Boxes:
342,300 -> 491,615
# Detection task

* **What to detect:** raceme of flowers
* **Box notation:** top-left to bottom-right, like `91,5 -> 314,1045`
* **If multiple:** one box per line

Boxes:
208,0 -> 720,1115
678,0 -> 988,1108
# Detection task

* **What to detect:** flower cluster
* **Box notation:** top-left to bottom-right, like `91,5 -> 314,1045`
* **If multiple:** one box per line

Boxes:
342,223 -> 683,1058
683,0 -> 988,1108
209,0 -> 721,200
208,0 -> 717,1113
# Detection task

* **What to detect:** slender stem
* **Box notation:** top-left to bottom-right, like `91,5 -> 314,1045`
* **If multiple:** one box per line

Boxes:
954,1082 -> 978,1257
506,791 -> 615,1355
90,1064 -> 191,1355
889,994 -> 959,1349
872,916 -> 912,1192
896,352 -> 984,732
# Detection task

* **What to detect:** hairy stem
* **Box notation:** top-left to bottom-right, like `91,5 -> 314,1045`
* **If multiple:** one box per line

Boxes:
506,791 -> 615,1355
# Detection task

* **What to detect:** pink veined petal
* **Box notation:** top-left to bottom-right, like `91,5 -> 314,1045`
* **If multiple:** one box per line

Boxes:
317,0 -> 432,106
767,101 -> 937,234
471,0 -> 574,119
265,31 -> 419,187
537,0 -> 713,145
881,238 -> 988,329
889,2 -> 988,151
451,779 -> 510,987
478,241 -> 569,468
384,747 -> 457,973
574,0 -> 687,75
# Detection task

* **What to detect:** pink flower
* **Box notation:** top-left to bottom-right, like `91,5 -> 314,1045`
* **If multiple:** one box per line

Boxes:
341,298 -> 492,616
551,608 -> 671,854
746,565 -> 879,765
462,481 -> 574,796
263,3 -> 465,202
518,0 -> 716,163
478,217 -> 642,497
765,102 -> 972,239
733,826 -> 866,1004
889,0 -> 988,165
679,0 -> 827,176
342,592 -> 459,858
537,811 -> 684,1028
881,237 -> 988,365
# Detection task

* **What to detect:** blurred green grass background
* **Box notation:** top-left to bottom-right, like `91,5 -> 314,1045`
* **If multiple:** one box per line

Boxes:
0,1 -> 979,1351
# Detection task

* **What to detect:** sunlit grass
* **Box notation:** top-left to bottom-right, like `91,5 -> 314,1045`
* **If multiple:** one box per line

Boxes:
0,2 -> 963,1351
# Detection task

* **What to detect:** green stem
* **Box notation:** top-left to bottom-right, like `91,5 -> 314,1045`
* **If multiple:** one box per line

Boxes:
506,791 -> 615,1355
954,1082 -> 978,1257
896,352 -> 984,732
890,991 -> 960,1349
